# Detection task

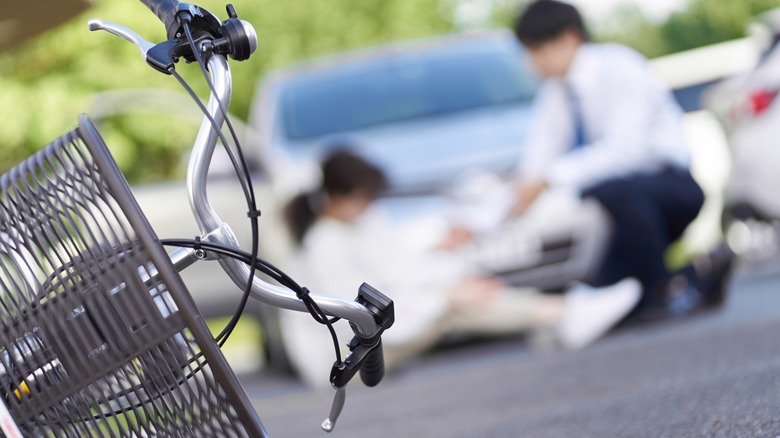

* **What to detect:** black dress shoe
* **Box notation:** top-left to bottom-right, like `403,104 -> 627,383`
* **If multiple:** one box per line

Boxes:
625,275 -> 698,325
697,242 -> 735,309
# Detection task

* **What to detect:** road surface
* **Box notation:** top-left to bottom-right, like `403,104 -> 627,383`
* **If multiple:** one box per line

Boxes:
237,259 -> 780,437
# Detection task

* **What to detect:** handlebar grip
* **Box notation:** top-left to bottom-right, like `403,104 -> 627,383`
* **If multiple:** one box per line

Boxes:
139,0 -> 180,37
359,340 -> 385,387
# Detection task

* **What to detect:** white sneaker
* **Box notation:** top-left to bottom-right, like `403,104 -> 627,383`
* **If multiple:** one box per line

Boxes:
557,278 -> 641,350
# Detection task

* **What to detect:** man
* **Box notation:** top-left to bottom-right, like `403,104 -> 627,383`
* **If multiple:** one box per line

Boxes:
512,0 -> 729,319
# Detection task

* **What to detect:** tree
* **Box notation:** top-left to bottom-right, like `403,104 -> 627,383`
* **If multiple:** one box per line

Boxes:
662,0 -> 780,54
593,4 -> 667,58
0,0 -> 452,182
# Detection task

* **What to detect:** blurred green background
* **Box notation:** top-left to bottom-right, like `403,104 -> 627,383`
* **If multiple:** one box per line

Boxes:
1,0 -> 779,183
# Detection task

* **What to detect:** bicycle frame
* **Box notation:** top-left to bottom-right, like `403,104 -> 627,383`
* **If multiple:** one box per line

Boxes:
0,6 -> 393,434
0,0 -> 394,436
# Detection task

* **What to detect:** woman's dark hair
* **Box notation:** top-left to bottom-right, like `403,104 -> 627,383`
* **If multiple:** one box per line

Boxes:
284,149 -> 387,245
513,0 -> 588,47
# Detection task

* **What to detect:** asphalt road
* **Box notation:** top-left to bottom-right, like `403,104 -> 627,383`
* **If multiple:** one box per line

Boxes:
238,259 -> 780,438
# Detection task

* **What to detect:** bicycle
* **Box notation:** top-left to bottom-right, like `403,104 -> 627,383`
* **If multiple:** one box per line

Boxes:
0,1 -> 394,436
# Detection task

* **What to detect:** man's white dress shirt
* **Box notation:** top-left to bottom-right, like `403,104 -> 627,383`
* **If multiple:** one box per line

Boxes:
520,43 -> 691,191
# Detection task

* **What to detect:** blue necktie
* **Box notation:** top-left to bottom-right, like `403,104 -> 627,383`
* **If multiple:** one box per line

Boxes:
568,86 -> 586,150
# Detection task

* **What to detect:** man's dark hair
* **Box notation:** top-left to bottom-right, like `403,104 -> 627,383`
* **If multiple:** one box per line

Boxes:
513,0 -> 588,47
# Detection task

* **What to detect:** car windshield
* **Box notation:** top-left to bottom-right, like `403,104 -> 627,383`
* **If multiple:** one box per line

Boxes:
281,50 -> 536,141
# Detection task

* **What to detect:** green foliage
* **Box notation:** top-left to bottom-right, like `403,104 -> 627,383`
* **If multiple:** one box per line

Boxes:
484,0 -> 780,58
598,0 -> 780,57
5,0 -> 780,183
662,0 -> 780,53
0,0 -> 451,183
593,5 -> 668,58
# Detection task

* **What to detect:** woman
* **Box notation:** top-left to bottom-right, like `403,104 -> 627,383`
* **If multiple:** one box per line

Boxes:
280,149 -> 639,389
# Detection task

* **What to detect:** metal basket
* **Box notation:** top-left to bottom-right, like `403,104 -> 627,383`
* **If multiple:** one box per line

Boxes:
0,115 -> 265,436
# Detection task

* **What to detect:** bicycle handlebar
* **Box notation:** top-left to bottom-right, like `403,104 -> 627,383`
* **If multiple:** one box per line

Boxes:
186,48 -> 393,430
139,0 -> 180,38
91,5 -> 393,430
360,342 -> 385,387
88,12 -> 384,340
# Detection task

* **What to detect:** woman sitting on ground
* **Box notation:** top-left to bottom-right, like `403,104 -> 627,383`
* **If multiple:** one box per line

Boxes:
279,149 -> 640,389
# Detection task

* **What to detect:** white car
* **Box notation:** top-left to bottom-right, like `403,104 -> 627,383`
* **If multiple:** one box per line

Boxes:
704,9 -> 780,257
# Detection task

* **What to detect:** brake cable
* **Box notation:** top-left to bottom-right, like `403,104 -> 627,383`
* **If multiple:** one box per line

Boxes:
160,238 -> 344,366
178,18 -> 259,348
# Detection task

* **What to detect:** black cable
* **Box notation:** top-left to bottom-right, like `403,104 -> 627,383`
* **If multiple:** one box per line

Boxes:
168,24 -> 260,347
45,350 -> 213,427
160,239 -> 344,366
167,71 -> 250,209
183,23 -> 253,195
171,22 -> 344,365
169,68 -> 256,347
181,22 -> 259,229
29,235 -> 347,428
182,22 -> 259,347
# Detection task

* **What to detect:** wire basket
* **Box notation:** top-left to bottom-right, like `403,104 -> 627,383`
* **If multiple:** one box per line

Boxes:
0,116 -> 265,436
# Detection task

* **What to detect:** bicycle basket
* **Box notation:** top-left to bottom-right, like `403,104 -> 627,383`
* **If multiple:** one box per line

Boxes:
0,115 -> 265,436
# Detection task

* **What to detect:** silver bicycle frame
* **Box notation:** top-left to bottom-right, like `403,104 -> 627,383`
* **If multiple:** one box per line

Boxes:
173,55 -> 382,339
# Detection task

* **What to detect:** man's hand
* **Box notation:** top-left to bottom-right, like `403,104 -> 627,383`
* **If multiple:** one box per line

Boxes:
511,179 -> 548,216
436,226 -> 474,251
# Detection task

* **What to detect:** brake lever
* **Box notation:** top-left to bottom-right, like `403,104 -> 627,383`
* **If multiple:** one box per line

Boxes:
321,283 -> 394,432
88,18 -> 205,74
88,19 -> 154,59
89,4 -> 257,74
321,386 -> 345,432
